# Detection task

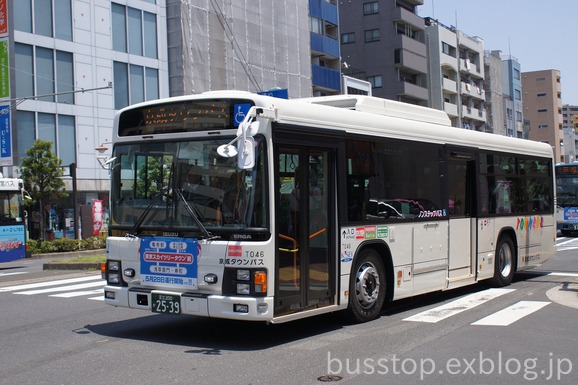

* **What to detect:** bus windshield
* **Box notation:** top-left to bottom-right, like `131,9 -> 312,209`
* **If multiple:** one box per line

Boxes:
0,191 -> 23,224
109,137 -> 267,236
556,174 -> 578,207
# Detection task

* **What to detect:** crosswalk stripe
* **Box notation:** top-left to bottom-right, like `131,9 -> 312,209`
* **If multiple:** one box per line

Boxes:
88,296 -> 104,301
403,288 -> 516,323
50,288 -> 103,298
471,301 -> 550,326
548,272 -> 578,278
14,280 -> 105,295
0,274 -> 102,292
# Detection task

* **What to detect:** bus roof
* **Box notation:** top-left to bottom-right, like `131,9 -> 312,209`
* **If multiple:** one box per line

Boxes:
117,90 -> 554,159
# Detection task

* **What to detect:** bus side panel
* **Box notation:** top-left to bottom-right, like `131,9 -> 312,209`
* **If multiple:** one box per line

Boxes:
516,214 -> 556,270
477,218 -> 496,280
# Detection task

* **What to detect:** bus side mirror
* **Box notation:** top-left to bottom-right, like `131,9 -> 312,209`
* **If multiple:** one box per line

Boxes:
237,136 -> 255,169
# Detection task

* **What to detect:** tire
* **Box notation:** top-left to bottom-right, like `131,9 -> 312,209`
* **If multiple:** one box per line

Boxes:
347,248 -> 386,323
491,236 -> 515,287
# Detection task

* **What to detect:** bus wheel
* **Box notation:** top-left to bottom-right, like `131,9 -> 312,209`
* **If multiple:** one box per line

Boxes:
491,236 -> 515,287
347,249 -> 386,322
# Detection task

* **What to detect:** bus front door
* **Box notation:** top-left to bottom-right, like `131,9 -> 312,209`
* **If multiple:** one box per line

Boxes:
275,145 -> 335,317
447,148 -> 477,285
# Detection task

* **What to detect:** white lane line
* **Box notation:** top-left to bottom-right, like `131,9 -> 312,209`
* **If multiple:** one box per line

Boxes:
0,272 -> 28,277
403,288 -> 516,323
471,301 -> 550,326
50,288 -> 103,298
14,280 -> 105,295
548,272 -> 578,278
0,274 -> 102,292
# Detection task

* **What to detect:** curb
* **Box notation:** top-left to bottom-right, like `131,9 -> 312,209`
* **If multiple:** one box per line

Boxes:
43,262 -> 103,271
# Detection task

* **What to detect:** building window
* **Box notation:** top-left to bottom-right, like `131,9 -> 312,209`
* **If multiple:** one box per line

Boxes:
14,0 -> 72,41
16,111 -> 76,165
310,16 -> 323,35
537,92 -> 547,97
514,89 -> 521,100
538,124 -> 548,129
114,62 -> 159,110
513,68 -> 520,80
112,3 -> 158,58
516,111 -> 522,122
364,29 -> 380,43
442,42 -> 456,58
341,32 -> 355,44
15,43 -> 74,104
367,75 -> 382,88
538,108 -> 547,112
363,2 -> 379,15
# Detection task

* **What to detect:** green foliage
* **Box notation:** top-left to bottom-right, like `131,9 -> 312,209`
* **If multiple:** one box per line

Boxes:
29,236 -> 107,255
20,140 -> 67,204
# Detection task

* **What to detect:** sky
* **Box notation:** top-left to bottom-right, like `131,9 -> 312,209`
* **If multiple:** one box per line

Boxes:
418,0 -> 578,105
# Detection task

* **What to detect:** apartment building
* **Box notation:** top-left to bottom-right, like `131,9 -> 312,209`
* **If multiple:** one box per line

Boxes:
424,17 -> 485,130
339,0 -> 428,105
561,105 -> 578,162
521,70 -> 563,163
484,50 -> 525,138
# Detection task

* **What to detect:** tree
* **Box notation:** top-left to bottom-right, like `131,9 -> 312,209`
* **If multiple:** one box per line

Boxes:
19,140 -> 68,240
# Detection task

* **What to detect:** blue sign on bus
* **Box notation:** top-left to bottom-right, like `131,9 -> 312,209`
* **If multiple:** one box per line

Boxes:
140,237 -> 199,289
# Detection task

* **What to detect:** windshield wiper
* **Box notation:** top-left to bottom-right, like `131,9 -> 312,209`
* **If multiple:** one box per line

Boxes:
174,189 -> 218,240
129,190 -> 167,236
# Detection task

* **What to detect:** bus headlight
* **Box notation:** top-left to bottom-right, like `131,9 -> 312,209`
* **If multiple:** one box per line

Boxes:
236,283 -> 251,295
237,269 -> 251,281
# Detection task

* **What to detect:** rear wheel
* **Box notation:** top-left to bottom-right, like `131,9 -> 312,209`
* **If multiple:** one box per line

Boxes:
347,249 -> 386,322
491,236 -> 515,287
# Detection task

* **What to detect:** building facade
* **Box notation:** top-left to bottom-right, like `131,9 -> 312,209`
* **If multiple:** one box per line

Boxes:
5,0 -> 169,237
165,0 -> 314,98
339,0 -> 428,105
561,105 -> 578,162
521,69 -> 563,163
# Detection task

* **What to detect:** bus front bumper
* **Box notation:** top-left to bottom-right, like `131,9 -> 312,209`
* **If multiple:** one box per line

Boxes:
103,285 -> 274,321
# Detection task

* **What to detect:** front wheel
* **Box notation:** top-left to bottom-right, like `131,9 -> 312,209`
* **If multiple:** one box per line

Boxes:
491,236 -> 516,287
347,249 -> 386,323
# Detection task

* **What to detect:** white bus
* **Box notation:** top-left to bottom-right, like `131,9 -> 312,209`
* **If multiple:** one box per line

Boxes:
102,91 -> 555,323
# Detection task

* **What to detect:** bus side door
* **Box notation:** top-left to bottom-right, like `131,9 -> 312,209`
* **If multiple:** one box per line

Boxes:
446,148 -> 477,285
274,141 -> 337,317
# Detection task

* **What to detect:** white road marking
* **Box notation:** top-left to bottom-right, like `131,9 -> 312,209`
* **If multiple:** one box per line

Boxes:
471,301 -> 550,326
0,274 -> 102,292
14,280 -> 105,295
403,288 -> 516,323
50,288 -> 103,298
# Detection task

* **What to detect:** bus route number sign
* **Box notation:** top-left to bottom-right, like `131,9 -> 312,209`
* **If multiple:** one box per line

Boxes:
151,293 -> 181,315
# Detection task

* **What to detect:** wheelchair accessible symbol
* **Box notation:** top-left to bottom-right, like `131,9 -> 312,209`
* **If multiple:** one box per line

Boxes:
234,104 -> 251,127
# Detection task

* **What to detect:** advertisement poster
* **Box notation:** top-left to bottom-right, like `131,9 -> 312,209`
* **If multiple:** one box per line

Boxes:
140,237 -> 199,289
92,199 -> 103,235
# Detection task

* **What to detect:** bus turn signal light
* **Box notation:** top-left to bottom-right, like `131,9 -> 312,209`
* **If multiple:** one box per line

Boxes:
254,271 -> 267,293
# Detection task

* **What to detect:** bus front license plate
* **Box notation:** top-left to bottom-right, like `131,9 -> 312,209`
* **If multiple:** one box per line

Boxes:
152,293 -> 181,315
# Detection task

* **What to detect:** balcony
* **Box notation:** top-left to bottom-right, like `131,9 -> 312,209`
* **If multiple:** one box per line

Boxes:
309,0 -> 338,25
442,78 -> 457,94
312,64 -> 340,91
444,102 -> 458,118
460,82 -> 485,100
392,6 -> 425,29
392,80 -> 429,102
462,105 -> 486,122
310,32 -> 339,59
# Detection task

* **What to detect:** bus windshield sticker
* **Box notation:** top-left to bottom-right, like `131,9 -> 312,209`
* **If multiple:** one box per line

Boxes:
140,237 -> 199,289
